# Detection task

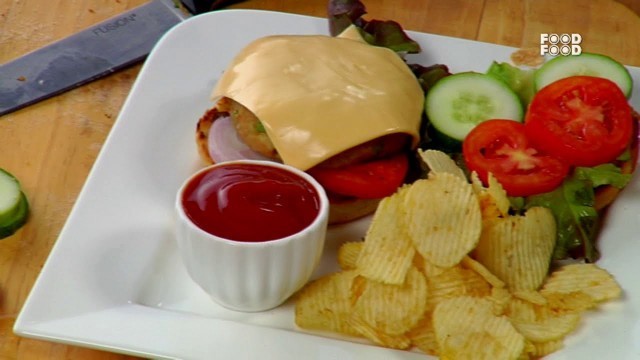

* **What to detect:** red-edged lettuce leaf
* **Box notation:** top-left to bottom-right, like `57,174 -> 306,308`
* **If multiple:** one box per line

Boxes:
409,63 -> 451,93
328,0 -> 420,53
328,0 -> 367,35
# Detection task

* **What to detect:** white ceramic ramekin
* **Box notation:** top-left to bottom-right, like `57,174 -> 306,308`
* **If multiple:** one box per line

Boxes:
175,160 -> 329,312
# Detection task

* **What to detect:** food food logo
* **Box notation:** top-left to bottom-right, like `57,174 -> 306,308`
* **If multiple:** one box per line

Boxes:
540,33 -> 582,56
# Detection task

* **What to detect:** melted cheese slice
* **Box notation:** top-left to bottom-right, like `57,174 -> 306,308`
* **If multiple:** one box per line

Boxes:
212,30 -> 423,170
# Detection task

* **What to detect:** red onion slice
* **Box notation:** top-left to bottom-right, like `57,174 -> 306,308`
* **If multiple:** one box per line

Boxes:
208,115 -> 274,163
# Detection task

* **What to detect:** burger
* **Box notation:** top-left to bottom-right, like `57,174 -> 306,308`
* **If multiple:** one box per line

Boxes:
195,27 -> 424,224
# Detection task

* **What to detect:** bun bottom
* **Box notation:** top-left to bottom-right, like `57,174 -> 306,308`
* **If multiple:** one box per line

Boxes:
328,197 -> 380,224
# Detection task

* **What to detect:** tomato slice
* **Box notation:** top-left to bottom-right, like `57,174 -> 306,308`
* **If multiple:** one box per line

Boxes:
308,154 -> 409,199
525,76 -> 633,167
463,119 -> 570,197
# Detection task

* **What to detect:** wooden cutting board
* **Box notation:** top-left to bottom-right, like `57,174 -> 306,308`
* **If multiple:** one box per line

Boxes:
225,0 -> 640,67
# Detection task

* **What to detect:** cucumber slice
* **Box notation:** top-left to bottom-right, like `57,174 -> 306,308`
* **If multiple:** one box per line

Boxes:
0,169 -> 29,239
425,72 -> 524,142
0,192 -> 29,239
534,52 -> 633,97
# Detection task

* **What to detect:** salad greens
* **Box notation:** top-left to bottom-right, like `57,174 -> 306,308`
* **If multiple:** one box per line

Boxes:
574,162 -> 632,189
483,61 -> 634,263
328,0 -> 421,53
327,0 -> 450,96
327,0 -> 366,35
524,163 -> 631,262
327,0 -> 634,263
409,63 -> 451,94
486,61 -> 536,107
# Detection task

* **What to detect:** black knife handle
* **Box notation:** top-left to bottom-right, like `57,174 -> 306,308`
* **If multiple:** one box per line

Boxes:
181,0 -> 247,14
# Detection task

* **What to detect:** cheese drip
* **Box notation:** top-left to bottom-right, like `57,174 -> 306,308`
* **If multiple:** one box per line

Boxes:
212,32 -> 423,170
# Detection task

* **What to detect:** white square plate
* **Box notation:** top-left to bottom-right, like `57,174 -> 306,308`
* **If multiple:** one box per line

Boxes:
15,9 -> 640,360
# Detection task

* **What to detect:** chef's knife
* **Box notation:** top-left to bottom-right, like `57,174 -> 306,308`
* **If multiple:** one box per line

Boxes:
0,0 -> 242,116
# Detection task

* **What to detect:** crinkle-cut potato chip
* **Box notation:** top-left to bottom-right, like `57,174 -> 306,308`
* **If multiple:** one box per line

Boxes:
506,298 -> 581,343
486,173 -> 510,216
407,315 -> 439,356
471,172 -> 510,220
418,149 -> 466,179
348,316 -> 412,349
404,173 -> 482,267
350,267 -> 428,337
512,290 -> 547,306
527,339 -> 565,358
411,252 -> 426,273
511,311 -> 581,343
350,275 -> 367,304
413,254 -> 447,277
337,241 -> 363,270
476,192 -> 505,224
488,286 -> 513,316
517,343 -> 536,360
433,296 -> 526,360
426,265 -> 491,311
470,171 -> 484,195
461,256 -> 505,288
295,151 -> 623,359
473,206 -> 556,292
295,270 -> 360,336
357,191 -> 415,284
540,263 -> 622,303
413,252 -> 448,277
505,297 -> 537,322
542,290 -> 596,313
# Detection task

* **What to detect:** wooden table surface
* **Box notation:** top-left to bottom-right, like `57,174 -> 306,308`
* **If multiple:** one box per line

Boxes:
0,0 -> 639,358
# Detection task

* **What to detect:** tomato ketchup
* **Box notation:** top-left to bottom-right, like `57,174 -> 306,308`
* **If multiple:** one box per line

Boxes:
181,163 -> 320,242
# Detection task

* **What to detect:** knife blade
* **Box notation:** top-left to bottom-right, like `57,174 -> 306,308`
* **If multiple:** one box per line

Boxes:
0,0 -> 240,117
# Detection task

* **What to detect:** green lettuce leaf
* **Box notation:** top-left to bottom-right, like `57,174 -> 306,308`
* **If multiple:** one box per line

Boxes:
486,61 -> 535,107
525,162 -> 630,262
574,163 -> 632,188
526,176 -> 599,262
